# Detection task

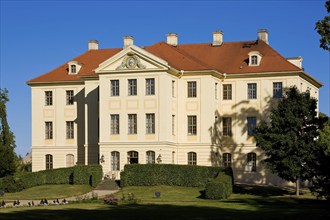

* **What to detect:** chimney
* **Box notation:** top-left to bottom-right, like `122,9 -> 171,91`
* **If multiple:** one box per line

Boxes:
88,40 -> 99,50
167,33 -> 178,46
212,31 -> 223,46
258,29 -> 269,44
124,36 -> 134,49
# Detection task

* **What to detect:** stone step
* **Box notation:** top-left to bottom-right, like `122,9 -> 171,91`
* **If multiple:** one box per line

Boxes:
95,179 -> 120,190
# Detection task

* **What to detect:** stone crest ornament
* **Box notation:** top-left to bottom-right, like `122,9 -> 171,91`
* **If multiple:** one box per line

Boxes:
116,52 -> 146,70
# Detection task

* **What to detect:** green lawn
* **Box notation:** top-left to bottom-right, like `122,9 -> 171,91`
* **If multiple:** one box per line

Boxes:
0,184 -> 329,220
1,184 -> 91,200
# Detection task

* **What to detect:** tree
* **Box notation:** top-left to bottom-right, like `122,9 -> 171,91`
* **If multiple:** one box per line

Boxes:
309,113 -> 330,199
315,0 -> 330,51
0,88 -> 17,177
253,87 -> 321,196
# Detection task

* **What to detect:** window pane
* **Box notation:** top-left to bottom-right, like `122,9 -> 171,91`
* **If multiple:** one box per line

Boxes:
222,117 -> 232,136
146,78 -> 155,95
187,81 -> 197,97
248,83 -> 257,99
273,82 -> 282,98
187,116 -> 197,135
66,90 -> 74,105
45,122 -> 53,139
66,121 -> 74,139
146,114 -> 155,134
247,117 -> 257,136
111,114 -> 120,134
128,114 -> 137,134
128,79 -> 137,96
111,151 -> 120,171
223,84 -> 232,100
111,80 -> 120,96
223,153 -> 231,167
45,91 -> 52,106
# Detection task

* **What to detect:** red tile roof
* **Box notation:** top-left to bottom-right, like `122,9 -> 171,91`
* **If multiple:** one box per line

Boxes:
27,40 -> 301,84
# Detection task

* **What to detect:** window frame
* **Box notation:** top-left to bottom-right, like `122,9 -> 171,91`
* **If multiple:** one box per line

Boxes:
66,90 -> 74,105
45,121 -> 53,140
187,152 -> 197,165
247,117 -> 257,136
45,154 -> 53,170
111,80 -> 120,96
247,83 -> 257,99
128,79 -> 137,96
128,114 -> 137,134
111,151 -> 120,171
110,114 -> 120,135
273,82 -> 283,98
247,152 -> 257,172
146,151 -> 155,164
223,84 -> 232,100
146,113 -> 155,134
222,117 -> 232,136
223,153 -> 232,167
45,91 -> 53,106
251,55 -> 258,65
66,121 -> 74,139
146,78 -> 155,95
187,115 -> 197,135
70,65 -> 76,74
187,81 -> 197,98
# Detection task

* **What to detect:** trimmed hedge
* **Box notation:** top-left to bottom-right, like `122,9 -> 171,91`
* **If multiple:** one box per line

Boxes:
0,165 -> 102,193
120,164 -> 233,187
205,172 -> 233,200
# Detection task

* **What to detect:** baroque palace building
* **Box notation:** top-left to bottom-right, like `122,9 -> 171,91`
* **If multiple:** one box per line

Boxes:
27,30 -> 322,185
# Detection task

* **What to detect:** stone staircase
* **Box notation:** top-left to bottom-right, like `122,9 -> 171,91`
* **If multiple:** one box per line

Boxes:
95,179 -> 120,191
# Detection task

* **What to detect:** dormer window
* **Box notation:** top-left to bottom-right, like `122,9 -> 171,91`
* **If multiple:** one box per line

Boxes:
248,51 -> 262,66
67,61 -> 81,75
71,65 -> 76,74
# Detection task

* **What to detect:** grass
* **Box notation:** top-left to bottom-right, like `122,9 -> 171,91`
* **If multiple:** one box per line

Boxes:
0,184 -> 329,220
1,184 -> 91,200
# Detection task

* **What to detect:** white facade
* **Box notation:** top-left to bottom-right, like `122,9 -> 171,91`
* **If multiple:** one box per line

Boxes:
28,32 -> 322,186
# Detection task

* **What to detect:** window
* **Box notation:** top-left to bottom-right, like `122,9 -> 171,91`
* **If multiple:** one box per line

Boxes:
172,80 -> 175,97
66,121 -> 74,139
215,83 -> 218,99
128,79 -> 137,96
111,114 -> 120,134
111,80 -> 120,96
273,82 -> 283,98
128,114 -> 137,134
187,115 -> 197,135
66,154 -> 74,167
146,113 -> 155,134
146,78 -> 155,95
45,122 -> 53,139
127,151 -> 138,164
111,151 -> 120,171
222,117 -> 232,136
187,152 -> 197,165
247,117 -> 257,136
187,81 -> 197,97
146,151 -> 155,164
71,65 -> 76,73
66,90 -> 74,105
223,84 -> 232,100
172,115 -> 175,135
251,55 -> 258,65
45,154 -> 53,170
45,91 -> 53,106
223,153 -> 232,167
248,83 -> 257,99
247,153 -> 257,172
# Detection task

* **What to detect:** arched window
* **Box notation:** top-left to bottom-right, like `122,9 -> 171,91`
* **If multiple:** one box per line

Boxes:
187,152 -> 197,165
71,65 -> 76,73
111,151 -> 120,171
45,154 -> 53,170
127,151 -> 138,164
251,55 -> 258,65
66,154 -> 74,167
146,151 -> 155,164
223,153 -> 232,167
247,153 -> 257,172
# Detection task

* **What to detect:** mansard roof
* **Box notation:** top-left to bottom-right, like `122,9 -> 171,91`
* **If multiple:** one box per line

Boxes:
27,39 -> 302,84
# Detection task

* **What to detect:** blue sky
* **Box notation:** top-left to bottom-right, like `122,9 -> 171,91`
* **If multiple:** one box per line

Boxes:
1,0 -> 329,156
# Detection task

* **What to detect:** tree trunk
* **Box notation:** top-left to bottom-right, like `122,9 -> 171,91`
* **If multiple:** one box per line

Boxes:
296,178 -> 300,197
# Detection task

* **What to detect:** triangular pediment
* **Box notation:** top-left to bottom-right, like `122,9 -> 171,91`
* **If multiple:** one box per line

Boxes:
95,45 -> 170,73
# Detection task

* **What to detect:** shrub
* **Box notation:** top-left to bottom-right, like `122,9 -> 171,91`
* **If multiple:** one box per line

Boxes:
0,164 -> 102,193
120,164 -> 233,187
205,172 -> 233,200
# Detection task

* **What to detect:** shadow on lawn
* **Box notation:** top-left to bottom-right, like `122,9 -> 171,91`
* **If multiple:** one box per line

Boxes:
1,199 -> 330,220
233,184 -> 291,197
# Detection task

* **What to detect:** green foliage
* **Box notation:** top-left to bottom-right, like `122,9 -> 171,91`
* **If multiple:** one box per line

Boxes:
0,165 -> 102,193
315,0 -> 330,51
0,88 -> 17,178
120,164 -> 232,187
253,87 -> 322,194
205,172 -> 233,200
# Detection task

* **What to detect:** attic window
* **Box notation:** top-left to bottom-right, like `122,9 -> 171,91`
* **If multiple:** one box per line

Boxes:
248,51 -> 262,66
71,65 -> 76,74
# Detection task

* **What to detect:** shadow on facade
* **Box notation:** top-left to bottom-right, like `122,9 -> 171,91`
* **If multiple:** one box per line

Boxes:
208,94 -> 288,186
